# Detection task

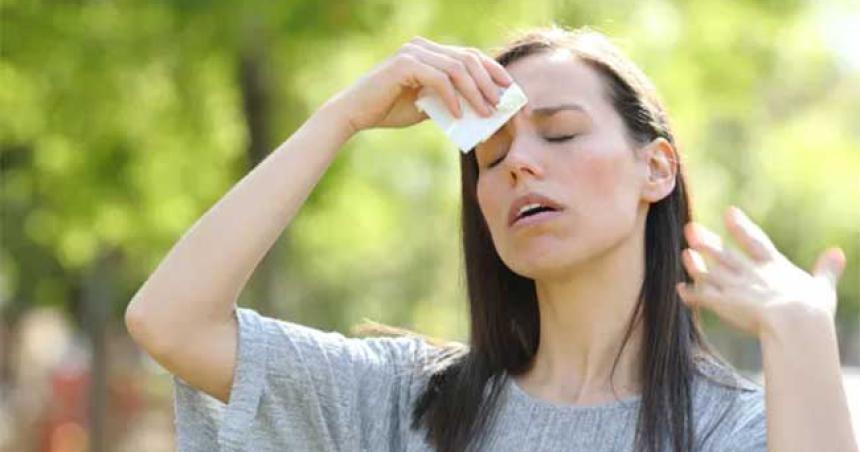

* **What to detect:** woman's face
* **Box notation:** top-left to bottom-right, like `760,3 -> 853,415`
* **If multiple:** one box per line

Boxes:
475,50 -> 666,280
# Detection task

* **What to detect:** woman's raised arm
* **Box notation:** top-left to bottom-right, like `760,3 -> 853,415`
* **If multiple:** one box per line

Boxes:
677,205 -> 857,451
124,36 -> 512,403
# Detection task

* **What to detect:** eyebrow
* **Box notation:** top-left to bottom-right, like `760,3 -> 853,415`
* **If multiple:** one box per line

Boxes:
530,103 -> 589,117
481,102 -> 590,147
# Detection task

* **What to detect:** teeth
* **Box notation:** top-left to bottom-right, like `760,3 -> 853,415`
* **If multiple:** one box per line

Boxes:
518,203 -> 544,217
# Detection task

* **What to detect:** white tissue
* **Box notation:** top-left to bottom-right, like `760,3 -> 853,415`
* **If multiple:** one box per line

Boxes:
414,82 -> 528,153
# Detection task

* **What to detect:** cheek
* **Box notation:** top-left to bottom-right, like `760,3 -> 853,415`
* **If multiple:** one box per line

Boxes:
558,146 -> 641,247
476,178 -> 500,226
568,148 -> 635,207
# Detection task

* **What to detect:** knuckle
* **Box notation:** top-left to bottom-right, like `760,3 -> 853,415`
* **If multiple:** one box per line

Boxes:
394,53 -> 417,66
464,47 -> 490,63
399,42 -> 419,54
446,61 -> 468,79
409,36 -> 427,45
389,54 -> 417,75
430,69 -> 449,84
462,52 -> 482,68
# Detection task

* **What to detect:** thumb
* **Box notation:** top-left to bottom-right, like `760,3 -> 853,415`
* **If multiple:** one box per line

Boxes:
812,247 -> 846,288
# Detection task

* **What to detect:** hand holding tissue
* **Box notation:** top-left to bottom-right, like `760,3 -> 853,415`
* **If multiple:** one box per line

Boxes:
414,82 -> 528,153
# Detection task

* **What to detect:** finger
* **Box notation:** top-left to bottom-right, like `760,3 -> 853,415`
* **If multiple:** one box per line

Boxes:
455,49 -> 503,105
396,53 -> 462,118
404,43 -> 494,116
425,45 -> 503,105
812,247 -> 846,288
724,206 -> 778,262
681,248 -> 725,289
677,281 -> 721,309
684,222 -> 750,274
409,38 -> 511,103
463,47 -> 515,87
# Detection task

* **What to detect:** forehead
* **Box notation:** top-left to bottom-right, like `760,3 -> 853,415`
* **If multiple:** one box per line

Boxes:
504,50 -> 608,116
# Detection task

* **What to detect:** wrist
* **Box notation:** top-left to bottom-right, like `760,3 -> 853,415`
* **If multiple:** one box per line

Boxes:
312,96 -> 360,141
758,302 -> 835,346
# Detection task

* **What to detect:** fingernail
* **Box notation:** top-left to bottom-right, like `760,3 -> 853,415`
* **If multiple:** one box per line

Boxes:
690,223 -> 702,239
690,223 -> 703,239
730,206 -> 746,221
833,247 -> 846,263
686,223 -> 701,246
688,249 -> 706,271
829,248 -> 846,268
693,223 -> 718,246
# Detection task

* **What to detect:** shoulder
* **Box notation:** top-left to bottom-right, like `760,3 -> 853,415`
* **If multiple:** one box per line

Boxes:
237,307 -> 456,383
173,307 -> 465,451
693,354 -> 762,394
345,317 -> 470,380
691,355 -> 766,451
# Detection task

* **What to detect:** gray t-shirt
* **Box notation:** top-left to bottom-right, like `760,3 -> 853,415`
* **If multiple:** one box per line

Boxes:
173,307 -> 766,451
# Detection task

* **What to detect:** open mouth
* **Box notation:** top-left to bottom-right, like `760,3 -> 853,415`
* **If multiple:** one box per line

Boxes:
512,203 -> 561,226
507,192 -> 566,227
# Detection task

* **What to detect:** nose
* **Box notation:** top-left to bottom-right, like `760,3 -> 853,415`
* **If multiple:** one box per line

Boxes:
501,128 -> 545,185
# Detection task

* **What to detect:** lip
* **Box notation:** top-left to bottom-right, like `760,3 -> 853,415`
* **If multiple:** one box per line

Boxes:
511,209 -> 564,229
507,191 -> 566,227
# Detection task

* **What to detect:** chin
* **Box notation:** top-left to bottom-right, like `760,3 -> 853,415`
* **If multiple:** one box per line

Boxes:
501,245 -> 581,281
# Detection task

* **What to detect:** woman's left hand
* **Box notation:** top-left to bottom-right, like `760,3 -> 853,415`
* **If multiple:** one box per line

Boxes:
676,205 -> 847,337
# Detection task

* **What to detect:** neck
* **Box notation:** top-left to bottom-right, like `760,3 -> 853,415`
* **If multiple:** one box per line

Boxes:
516,215 -> 647,405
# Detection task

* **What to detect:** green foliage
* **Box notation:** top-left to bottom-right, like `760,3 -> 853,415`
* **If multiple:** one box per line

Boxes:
1,0 -> 857,343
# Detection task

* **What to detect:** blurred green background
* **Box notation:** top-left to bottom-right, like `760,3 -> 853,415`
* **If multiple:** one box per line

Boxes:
1,0 -> 858,451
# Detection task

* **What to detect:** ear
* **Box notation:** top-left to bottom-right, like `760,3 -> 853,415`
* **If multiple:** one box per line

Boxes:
639,137 -> 677,203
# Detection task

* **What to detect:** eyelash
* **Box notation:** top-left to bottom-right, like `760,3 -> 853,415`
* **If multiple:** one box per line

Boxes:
486,135 -> 577,168
546,134 -> 577,143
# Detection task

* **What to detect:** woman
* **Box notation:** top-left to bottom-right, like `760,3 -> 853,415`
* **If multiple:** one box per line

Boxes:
125,25 -> 857,451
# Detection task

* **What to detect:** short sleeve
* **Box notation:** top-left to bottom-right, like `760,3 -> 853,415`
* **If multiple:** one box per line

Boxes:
694,385 -> 766,452
172,306 -> 439,452
720,388 -> 767,451
692,357 -> 767,452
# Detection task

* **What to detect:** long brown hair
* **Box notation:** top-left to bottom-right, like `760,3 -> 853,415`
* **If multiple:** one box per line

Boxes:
405,25 -> 717,452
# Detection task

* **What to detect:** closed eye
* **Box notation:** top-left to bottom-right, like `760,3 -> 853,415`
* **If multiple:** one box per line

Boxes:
487,155 -> 505,169
545,134 -> 577,143
486,135 -> 578,169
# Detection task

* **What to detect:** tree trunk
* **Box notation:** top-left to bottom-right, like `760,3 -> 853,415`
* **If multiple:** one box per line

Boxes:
82,249 -> 120,452
238,36 -> 280,316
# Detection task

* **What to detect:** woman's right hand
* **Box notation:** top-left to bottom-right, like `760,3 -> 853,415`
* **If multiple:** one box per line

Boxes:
328,36 -> 515,134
